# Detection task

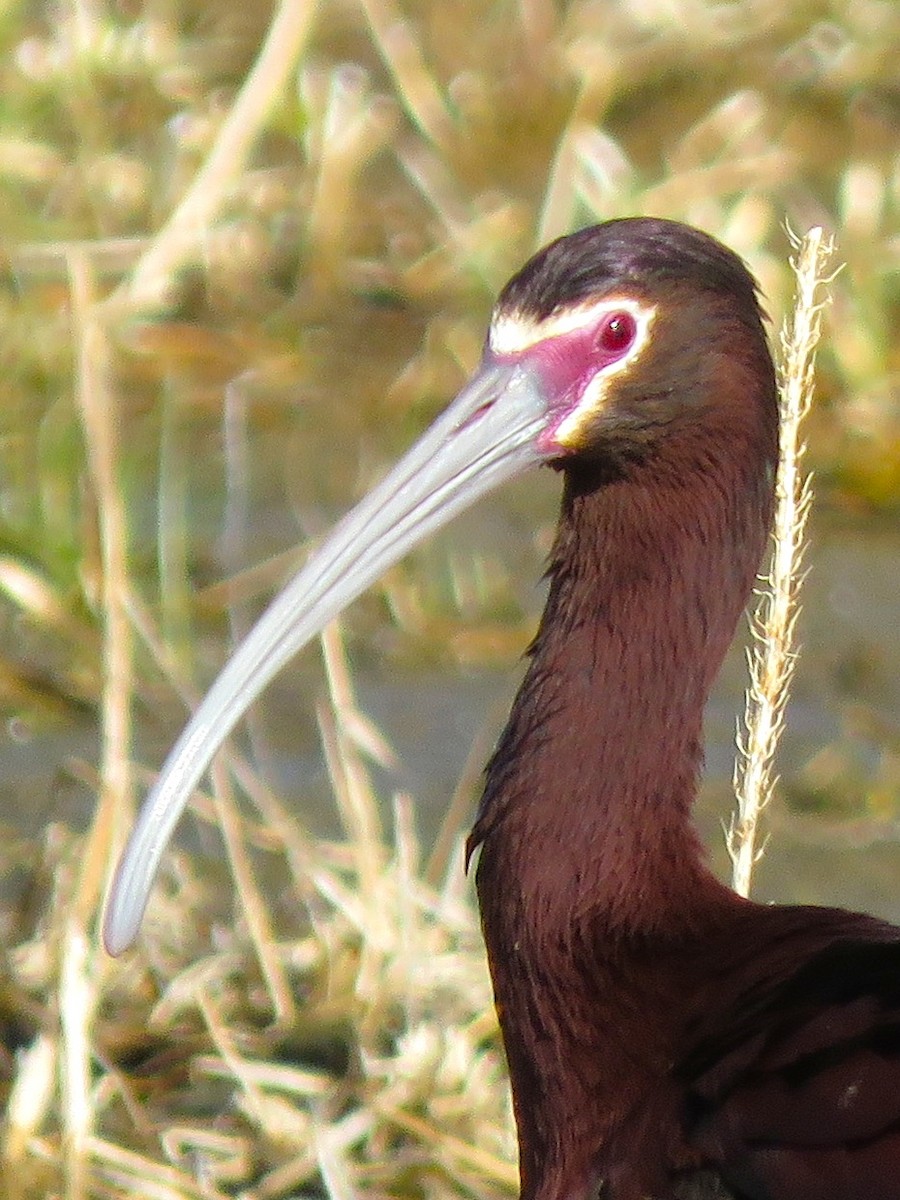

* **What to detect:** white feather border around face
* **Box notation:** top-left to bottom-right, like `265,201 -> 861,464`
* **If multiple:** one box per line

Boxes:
488,295 -> 653,357
489,297 -> 656,450
555,303 -> 656,448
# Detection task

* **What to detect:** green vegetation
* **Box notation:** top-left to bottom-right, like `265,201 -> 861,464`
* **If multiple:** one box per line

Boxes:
0,2 -> 897,1197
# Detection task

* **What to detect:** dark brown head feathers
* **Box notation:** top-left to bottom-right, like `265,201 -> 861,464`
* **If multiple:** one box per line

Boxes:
497,217 -> 763,325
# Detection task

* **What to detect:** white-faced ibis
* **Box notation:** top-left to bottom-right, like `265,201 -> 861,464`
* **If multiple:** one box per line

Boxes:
104,218 -> 900,1200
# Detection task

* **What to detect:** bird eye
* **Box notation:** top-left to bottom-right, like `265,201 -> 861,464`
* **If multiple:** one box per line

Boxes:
596,311 -> 637,355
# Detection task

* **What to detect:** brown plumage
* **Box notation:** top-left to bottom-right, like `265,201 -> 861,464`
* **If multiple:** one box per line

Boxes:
104,219 -> 900,1200
471,223 -> 900,1200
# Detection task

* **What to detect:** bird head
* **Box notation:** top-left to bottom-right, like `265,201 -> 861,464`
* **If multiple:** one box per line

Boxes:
103,217 -> 776,955
487,219 -> 773,470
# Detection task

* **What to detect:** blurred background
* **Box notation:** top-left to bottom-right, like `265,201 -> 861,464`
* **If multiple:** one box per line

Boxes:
0,2 -> 897,1197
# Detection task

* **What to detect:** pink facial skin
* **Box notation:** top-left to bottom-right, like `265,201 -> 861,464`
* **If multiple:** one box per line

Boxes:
488,309 -> 639,456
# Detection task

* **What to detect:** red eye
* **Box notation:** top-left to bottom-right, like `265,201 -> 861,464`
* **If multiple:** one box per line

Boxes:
597,311 -> 637,355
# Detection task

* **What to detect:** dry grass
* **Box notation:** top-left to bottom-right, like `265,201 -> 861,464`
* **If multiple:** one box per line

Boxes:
728,226 -> 834,897
1,1 -> 898,1197
2,626 -> 515,1200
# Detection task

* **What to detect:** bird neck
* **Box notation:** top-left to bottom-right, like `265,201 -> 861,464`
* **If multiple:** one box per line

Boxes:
471,424 -> 774,1200
474,436 -> 773,927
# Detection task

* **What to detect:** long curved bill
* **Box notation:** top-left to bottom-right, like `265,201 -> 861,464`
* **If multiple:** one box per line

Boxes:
103,359 -> 550,954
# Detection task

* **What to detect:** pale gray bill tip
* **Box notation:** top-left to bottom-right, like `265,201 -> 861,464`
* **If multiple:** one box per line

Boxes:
102,360 -> 550,955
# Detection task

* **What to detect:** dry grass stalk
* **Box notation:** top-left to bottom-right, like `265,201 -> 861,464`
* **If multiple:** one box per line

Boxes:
356,0 -> 454,147
318,622 -> 390,899
303,65 -> 399,281
69,249 -> 134,916
59,925 -> 94,1200
1,1034 -> 57,1172
53,248 -> 133,1200
89,1136 -> 212,1199
208,760 -> 297,1026
728,226 -> 836,897
374,1101 -> 519,1189
105,0 -> 316,317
